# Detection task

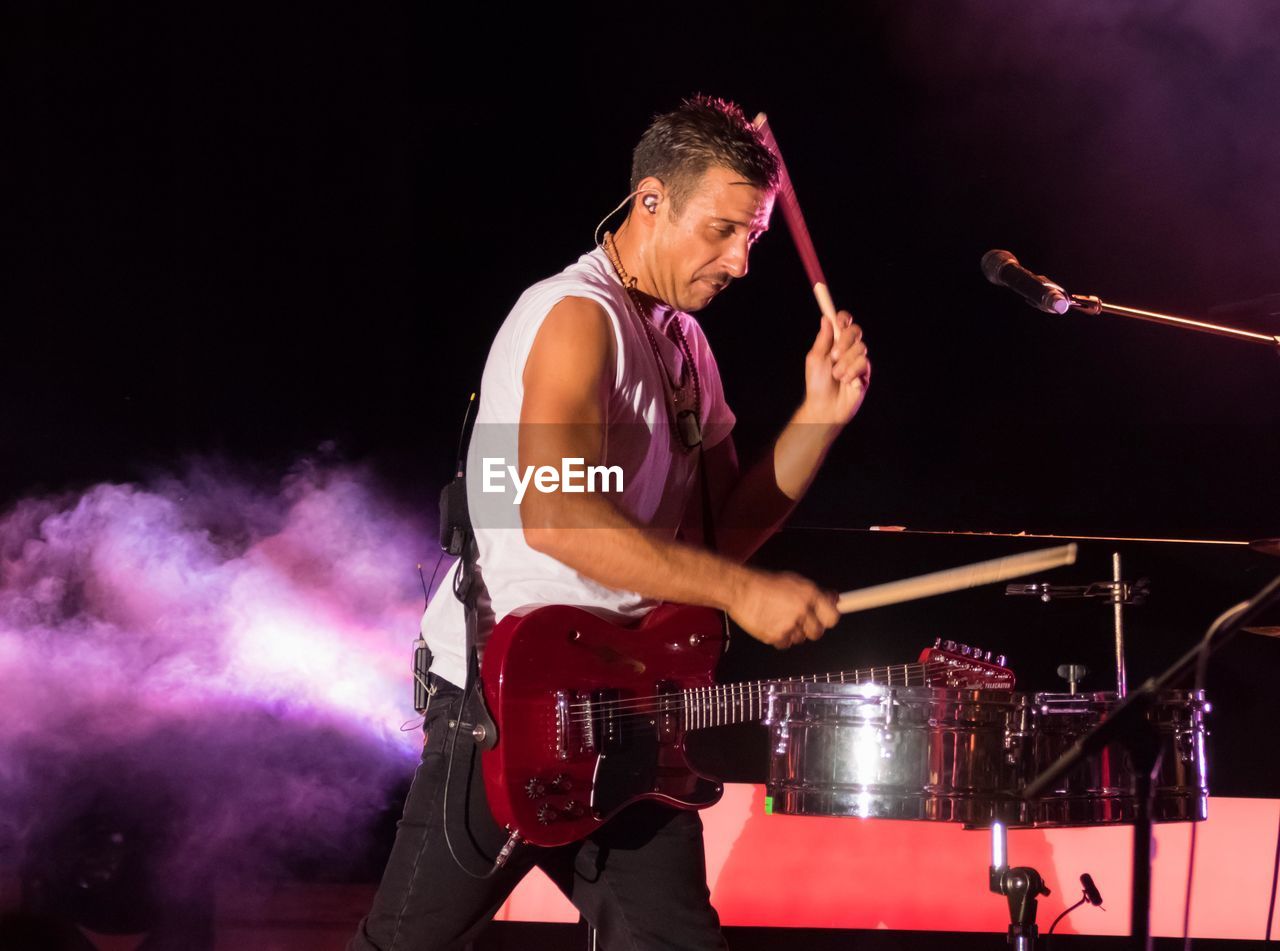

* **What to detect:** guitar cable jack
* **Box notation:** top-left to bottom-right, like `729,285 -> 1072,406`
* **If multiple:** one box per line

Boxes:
493,830 -> 523,871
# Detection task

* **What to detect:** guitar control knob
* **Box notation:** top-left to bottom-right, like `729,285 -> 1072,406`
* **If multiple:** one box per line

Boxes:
525,778 -> 548,799
536,804 -> 560,825
561,801 -> 586,819
550,774 -> 573,793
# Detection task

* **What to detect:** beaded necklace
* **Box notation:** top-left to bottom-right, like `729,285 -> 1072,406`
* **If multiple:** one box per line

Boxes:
600,232 -> 703,450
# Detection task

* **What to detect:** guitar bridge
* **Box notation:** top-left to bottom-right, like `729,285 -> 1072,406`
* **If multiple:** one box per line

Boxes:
554,689 -> 619,759
552,686 -> 663,761
554,690 -> 578,760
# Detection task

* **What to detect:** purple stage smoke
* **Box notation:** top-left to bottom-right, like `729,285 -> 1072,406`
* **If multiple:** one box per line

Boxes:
0,458 -> 443,888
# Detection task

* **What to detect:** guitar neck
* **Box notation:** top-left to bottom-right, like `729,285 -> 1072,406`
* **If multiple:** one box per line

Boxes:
680,662 -> 928,731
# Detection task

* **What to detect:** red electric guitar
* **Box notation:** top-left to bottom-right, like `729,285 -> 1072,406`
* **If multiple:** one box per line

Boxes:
480,603 -> 1015,848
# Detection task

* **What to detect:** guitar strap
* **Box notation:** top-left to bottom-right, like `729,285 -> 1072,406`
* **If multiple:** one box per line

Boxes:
438,390 -> 498,750
697,443 -> 718,552
452,523 -> 499,751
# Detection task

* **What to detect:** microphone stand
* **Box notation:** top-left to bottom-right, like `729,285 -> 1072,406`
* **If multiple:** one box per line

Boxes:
1068,295 -> 1280,351
989,820 -> 1051,951
1021,570 -> 1280,949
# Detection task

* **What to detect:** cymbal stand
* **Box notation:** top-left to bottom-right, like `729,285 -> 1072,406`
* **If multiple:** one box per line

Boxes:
1006,554 -> 1147,695
1112,553 -> 1127,697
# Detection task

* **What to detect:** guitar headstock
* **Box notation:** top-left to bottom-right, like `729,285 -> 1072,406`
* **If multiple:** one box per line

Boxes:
918,638 -> 1015,690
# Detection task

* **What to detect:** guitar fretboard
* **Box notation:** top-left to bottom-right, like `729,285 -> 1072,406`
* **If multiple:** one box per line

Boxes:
680,663 -> 930,731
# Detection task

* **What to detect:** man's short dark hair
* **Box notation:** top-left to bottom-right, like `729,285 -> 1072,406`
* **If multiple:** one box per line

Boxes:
630,95 -> 780,215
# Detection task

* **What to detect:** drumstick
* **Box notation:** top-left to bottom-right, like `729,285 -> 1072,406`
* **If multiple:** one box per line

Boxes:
752,112 -> 841,337
836,544 -> 1078,615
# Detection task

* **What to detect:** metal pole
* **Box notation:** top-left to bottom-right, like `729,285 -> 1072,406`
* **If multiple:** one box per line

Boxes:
1113,552 -> 1127,698
1071,295 -> 1280,349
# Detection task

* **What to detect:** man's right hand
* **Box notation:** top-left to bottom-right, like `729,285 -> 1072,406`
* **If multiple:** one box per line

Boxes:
727,569 -> 840,649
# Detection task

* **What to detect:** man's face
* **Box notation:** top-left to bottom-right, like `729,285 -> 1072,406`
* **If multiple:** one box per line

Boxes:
650,165 -> 774,313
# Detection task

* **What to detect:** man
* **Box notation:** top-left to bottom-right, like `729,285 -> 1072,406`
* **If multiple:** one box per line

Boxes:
350,95 -> 871,951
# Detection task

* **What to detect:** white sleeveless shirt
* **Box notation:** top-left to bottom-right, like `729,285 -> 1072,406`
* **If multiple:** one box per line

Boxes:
421,246 -> 736,687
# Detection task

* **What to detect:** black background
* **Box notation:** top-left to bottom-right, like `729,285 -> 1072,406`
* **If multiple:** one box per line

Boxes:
6,2 -> 1280,794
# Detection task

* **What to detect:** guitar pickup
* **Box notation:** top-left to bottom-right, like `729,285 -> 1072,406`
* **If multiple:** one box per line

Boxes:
655,680 -> 680,741
591,688 -> 623,753
553,688 -> 648,760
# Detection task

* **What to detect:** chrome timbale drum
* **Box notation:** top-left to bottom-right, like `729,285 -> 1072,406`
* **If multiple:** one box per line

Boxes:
1005,690 -> 1209,827
764,683 -> 1019,823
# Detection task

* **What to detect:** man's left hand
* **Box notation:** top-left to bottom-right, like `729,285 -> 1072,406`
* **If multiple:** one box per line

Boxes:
802,310 -> 871,426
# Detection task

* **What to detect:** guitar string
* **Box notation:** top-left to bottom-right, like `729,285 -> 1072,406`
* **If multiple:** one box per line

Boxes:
565,684 -> 1011,728
564,661 -> 973,718
562,661 -> 998,724
563,671 -> 977,728
565,660 -> 967,712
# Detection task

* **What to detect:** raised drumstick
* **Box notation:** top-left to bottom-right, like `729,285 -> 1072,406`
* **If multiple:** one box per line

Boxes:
753,112 -> 841,337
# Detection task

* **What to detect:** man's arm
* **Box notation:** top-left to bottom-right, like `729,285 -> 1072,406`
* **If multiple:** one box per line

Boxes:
517,296 -> 838,648
701,411 -> 840,563
703,311 -> 871,563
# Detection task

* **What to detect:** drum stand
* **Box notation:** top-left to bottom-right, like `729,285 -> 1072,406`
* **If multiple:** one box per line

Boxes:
1023,569 -> 1280,949
989,821 -> 1051,950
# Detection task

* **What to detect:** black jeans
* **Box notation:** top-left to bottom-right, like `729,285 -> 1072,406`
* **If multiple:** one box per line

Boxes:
349,678 -> 728,951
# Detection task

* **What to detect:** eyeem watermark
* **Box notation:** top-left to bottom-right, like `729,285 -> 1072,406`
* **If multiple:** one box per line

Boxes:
482,457 -> 624,504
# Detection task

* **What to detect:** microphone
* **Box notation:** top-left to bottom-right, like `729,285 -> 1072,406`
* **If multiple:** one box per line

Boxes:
1080,873 -> 1104,907
982,249 -> 1070,315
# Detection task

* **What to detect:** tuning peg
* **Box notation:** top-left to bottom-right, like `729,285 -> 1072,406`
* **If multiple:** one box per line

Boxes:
934,637 -> 942,648
943,640 -> 958,652
984,651 -> 993,662
995,654 -> 1007,667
